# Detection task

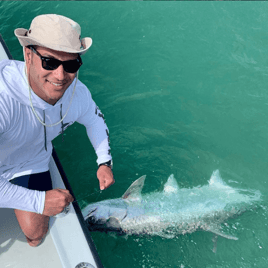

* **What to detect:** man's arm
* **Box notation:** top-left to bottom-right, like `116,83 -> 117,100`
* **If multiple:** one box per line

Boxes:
76,89 -> 114,190
0,178 -> 45,213
0,112 -> 45,212
0,178 -> 74,215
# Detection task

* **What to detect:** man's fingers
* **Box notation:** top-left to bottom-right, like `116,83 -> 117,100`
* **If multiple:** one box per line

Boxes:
99,178 -> 115,190
56,188 -> 70,194
56,188 -> 74,202
99,180 -> 106,190
43,189 -> 74,216
97,165 -> 115,190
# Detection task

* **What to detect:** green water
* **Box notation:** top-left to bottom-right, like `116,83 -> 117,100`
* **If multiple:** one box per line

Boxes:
1,1 -> 268,267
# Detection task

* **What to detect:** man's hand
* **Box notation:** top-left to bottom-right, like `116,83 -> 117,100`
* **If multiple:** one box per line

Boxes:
42,189 -> 74,216
97,165 -> 114,190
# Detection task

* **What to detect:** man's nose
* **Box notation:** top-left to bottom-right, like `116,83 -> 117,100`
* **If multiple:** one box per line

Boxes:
52,64 -> 66,80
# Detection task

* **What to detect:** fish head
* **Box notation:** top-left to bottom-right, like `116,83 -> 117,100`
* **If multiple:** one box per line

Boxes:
82,199 -> 128,233
82,176 -> 147,233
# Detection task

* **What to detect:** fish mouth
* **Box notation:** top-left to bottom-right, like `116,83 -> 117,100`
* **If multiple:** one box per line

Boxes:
85,215 -> 106,227
84,207 -> 97,221
84,207 -> 110,227
85,212 -> 125,233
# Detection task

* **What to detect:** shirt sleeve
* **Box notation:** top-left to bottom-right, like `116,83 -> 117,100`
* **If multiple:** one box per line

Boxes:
0,93 -> 9,135
0,178 -> 46,214
76,89 -> 112,165
0,94 -> 47,213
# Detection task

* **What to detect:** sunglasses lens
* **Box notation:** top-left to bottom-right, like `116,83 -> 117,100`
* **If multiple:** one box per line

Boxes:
42,58 -> 61,71
42,58 -> 82,73
31,46 -> 82,73
63,59 -> 82,73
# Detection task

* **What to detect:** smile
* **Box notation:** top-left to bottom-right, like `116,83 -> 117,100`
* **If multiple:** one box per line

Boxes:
48,81 -> 65,87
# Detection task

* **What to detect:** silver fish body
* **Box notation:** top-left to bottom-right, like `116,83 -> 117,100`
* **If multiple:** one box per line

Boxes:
82,170 -> 261,240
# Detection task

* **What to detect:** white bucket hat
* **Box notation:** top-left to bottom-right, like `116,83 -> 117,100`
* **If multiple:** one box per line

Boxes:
14,14 -> 92,55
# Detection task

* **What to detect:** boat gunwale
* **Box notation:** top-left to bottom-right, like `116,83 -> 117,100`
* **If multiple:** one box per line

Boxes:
52,149 -> 104,268
0,34 -> 13,60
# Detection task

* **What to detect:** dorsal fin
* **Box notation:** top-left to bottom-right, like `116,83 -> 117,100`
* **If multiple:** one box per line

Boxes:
122,175 -> 146,201
163,174 -> 179,194
208,170 -> 230,189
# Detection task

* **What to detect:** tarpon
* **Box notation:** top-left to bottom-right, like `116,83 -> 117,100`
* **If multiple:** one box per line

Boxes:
82,170 -> 261,241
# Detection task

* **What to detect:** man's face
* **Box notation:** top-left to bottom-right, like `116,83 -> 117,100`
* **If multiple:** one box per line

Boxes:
25,46 -> 78,105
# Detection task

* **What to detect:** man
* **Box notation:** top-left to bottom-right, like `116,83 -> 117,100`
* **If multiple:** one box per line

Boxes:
0,14 -> 114,247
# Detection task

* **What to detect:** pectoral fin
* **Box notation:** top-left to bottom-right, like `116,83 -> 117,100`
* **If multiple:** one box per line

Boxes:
212,235 -> 218,253
106,216 -> 121,230
205,225 -> 238,240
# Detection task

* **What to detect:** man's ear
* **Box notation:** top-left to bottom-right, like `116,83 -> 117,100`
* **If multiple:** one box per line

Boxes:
24,46 -> 32,64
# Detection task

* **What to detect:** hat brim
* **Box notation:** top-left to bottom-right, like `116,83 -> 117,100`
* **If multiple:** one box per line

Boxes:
14,28 -> 92,55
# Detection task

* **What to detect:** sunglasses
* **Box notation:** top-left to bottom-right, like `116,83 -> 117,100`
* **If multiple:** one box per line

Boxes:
29,46 -> 83,73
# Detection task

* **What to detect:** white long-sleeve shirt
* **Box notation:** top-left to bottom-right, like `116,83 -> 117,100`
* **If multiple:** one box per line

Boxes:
0,59 -> 112,214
